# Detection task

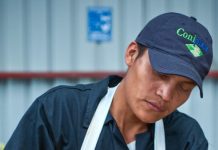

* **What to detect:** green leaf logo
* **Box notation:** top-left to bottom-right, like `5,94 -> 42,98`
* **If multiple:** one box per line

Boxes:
185,44 -> 203,57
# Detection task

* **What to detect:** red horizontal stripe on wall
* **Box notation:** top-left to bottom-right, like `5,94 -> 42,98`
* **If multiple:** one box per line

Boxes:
208,71 -> 218,78
0,71 -> 126,79
0,71 -> 217,79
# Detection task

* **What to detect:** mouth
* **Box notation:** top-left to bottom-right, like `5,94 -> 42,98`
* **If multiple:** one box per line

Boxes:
145,100 -> 165,112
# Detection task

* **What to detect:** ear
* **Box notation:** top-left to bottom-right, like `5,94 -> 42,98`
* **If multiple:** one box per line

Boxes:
125,41 -> 139,67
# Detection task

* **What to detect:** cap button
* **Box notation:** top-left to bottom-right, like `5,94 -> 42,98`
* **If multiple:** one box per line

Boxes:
190,16 -> 197,21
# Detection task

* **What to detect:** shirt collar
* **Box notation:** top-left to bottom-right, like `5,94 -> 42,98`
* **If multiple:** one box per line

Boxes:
82,75 -> 122,128
104,112 -> 114,124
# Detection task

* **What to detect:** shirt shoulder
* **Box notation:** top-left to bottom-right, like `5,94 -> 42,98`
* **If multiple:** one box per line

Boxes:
35,83 -> 95,108
164,110 -> 208,149
39,84 -> 92,99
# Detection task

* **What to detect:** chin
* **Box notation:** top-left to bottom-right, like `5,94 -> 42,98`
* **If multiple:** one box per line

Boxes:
142,118 -> 159,124
139,114 -> 163,124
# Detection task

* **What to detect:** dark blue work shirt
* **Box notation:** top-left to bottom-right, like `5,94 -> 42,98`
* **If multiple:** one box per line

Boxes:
5,76 -> 208,150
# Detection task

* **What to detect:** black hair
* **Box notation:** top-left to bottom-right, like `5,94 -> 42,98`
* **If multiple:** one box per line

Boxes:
136,42 -> 147,59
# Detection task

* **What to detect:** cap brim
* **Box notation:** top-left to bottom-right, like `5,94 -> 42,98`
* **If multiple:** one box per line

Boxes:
148,48 -> 203,98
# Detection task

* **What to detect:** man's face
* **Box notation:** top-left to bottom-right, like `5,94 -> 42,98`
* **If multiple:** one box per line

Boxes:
123,42 -> 196,123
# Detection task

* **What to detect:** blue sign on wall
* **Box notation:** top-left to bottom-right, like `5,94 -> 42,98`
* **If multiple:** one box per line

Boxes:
88,7 -> 112,42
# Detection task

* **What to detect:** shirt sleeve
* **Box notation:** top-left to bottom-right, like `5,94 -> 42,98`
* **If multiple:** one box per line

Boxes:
185,121 -> 208,150
5,99 -> 55,150
164,110 -> 209,150
192,139 -> 208,150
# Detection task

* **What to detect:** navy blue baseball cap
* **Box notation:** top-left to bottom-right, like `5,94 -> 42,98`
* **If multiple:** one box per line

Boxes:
136,12 -> 213,98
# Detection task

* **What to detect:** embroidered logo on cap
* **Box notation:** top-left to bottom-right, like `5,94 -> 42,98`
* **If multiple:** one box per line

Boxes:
176,28 -> 208,57
185,44 -> 203,57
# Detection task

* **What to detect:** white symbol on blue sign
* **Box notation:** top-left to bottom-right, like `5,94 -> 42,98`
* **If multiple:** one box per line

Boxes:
88,7 -> 112,42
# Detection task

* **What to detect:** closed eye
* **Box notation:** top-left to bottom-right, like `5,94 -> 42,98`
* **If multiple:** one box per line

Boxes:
179,82 -> 196,92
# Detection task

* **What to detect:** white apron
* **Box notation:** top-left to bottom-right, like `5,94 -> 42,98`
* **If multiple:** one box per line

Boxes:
81,85 -> 166,150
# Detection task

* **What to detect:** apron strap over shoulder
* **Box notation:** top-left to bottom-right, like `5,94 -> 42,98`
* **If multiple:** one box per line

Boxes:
81,86 -> 117,150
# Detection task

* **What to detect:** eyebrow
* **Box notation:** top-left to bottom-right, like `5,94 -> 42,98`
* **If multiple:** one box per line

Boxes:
156,71 -> 197,86
170,74 -> 196,86
182,80 -> 196,86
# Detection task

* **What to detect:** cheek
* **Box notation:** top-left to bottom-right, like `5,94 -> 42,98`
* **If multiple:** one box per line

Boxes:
125,74 -> 149,99
167,88 -> 192,110
168,97 -> 189,112
177,92 -> 191,106
132,82 -> 156,102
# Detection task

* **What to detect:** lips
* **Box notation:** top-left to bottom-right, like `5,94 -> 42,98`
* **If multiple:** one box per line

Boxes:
145,100 -> 165,112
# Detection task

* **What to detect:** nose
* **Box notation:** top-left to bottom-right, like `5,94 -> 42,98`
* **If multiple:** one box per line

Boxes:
156,82 -> 174,102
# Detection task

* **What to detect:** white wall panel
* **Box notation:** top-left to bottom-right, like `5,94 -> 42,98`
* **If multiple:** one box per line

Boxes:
51,0 -> 73,71
0,0 -> 5,70
167,0 -> 190,14
211,0 -> 218,69
0,0 -> 217,71
75,0 -> 95,71
93,0 -> 124,71
0,81 -> 6,143
144,0 -> 168,22
4,0 -> 25,71
3,80 -> 28,142
25,0 -> 49,71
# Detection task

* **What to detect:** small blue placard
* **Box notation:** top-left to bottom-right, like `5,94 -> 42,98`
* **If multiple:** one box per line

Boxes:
88,7 -> 112,42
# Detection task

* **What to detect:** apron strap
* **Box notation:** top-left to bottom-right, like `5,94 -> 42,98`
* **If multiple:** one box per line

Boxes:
81,85 -> 166,150
154,119 -> 166,150
81,86 -> 117,150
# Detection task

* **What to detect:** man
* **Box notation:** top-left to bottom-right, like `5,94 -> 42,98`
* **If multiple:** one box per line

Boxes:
5,12 -> 212,150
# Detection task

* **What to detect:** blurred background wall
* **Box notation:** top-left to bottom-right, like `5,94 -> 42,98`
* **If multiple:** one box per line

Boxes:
0,0 -> 218,149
